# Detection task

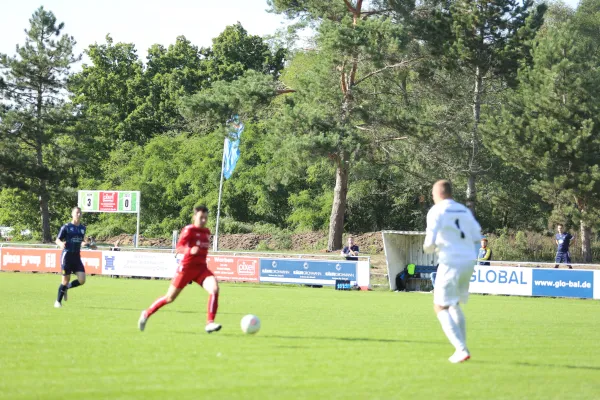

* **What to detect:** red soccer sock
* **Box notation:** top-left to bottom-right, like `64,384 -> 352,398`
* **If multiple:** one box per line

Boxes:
207,293 -> 219,323
146,296 -> 168,318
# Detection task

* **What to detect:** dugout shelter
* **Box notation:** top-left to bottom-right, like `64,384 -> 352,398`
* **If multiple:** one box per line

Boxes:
382,231 -> 438,290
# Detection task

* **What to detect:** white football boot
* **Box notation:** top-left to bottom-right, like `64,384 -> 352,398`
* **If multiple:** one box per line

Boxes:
449,349 -> 470,364
138,311 -> 148,332
205,322 -> 222,334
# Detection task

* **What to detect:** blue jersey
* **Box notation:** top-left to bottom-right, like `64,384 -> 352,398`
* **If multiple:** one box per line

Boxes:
57,223 -> 86,253
555,232 -> 573,253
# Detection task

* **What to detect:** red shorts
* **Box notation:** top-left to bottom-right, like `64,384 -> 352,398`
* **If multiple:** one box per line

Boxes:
171,266 -> 214,289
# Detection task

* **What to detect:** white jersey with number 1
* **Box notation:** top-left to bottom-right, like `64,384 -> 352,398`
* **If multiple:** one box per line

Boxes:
423,199 -> 482,264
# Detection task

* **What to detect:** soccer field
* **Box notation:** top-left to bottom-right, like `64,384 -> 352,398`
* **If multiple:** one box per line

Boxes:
1,274 -> 599,400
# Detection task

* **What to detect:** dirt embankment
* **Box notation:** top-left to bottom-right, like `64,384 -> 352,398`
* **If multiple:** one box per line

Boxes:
102,231 -> 385,253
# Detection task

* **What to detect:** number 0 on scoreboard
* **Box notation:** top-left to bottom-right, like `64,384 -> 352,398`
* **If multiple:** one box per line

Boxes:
123,193 -> 132,211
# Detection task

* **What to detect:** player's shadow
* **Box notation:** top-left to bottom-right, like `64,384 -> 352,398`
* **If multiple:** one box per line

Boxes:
261,334 -> 444,345
191,332 -> 445,345
471,360 -> 600,371
83,306 -> 241,315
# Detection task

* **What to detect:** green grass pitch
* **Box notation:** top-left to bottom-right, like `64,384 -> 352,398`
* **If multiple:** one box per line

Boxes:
1,273 -> 599,400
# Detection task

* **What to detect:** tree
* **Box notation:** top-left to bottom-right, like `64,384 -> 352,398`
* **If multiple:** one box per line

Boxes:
71,24 -> 285,147
408,0 -> 546,212
144,36 -> 207,132
0,7 -> 80,242
202,22 -> 286,82
490,0 -> 600,261
70,35 -> 150,145
265,0 -> 419,250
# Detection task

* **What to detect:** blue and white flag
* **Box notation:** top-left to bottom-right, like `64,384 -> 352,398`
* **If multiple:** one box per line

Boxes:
222,117 -> 244,179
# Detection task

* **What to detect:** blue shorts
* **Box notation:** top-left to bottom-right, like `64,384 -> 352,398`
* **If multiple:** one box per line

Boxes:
555,252 -> 571,264
61,252 -> 85,276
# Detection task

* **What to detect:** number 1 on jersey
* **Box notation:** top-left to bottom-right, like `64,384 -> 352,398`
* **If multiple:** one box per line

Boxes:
455,219 -> 465,239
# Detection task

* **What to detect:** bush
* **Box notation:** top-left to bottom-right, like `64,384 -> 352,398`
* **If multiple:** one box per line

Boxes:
219,218 -> 254,234
486,230 -> 600,263
256,240 -> 270,252
270,231 -> 293,250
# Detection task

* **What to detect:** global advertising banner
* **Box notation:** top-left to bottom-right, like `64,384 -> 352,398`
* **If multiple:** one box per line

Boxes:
259,258 -> 357,285
531,269 -> 594,299
207,255 -> 259,282
469,265 -> 533,296
102,251 -> 176,278
0,248 -> 102,274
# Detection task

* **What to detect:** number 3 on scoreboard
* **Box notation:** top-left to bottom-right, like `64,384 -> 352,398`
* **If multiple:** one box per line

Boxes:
84,193 -> 94,210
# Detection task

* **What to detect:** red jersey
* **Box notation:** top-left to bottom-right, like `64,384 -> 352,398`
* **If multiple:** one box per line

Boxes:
177,225 -> 211,268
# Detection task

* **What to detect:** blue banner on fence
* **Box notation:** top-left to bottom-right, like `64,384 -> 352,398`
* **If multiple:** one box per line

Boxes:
259,258 -> 357,285
531,269 -> 594,299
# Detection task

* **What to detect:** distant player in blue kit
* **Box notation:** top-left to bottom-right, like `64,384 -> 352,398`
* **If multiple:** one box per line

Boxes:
54,206 -> 95,308
554,224 -> 574,269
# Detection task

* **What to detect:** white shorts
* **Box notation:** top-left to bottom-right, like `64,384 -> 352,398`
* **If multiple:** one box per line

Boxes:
434,262 -> 475,307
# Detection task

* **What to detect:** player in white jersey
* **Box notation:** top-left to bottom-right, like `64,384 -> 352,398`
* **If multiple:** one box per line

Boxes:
423,180 -> 482,363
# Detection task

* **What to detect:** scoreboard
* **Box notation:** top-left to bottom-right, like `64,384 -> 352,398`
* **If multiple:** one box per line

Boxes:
78,190 -> 140,213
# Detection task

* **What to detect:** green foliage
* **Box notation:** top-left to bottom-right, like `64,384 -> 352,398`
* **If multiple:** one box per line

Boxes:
70,35 -> 149,144
88,132 -> 223,237
3,3 -> 600,259
0,189 -> 40,239
203,23 -> 286,81
487,230 -> 600,263
402,0 -> 547,209
180,70 -> 278,131
489,0 -> 600,259
288,190 -> 333,232
0,6 -> 82,241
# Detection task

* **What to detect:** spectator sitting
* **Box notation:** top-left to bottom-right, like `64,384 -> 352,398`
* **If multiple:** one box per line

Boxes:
83,236 -> 97,250
111,239 -> 121,251
340,236 -> 360,261
478,238 -> 492,266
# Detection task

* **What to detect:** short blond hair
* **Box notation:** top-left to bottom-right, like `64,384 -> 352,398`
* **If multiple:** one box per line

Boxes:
434,180 -> 453,197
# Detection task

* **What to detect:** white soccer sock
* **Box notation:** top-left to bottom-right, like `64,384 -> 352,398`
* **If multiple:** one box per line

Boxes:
449,305 -> 466,344
437,309 -> 466,352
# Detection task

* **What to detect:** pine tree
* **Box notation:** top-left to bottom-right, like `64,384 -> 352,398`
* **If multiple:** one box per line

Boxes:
408,0 -> 546,212
491,0 -> 600,261
0,7 -> 80,241
263,0 -> 419,250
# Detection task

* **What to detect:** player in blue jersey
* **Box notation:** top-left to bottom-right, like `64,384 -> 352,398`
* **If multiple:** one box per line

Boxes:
554,224 -> 574,269
54,206 -> 95,308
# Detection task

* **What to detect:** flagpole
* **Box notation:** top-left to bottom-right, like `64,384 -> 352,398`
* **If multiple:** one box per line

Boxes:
213,139 -> 227,252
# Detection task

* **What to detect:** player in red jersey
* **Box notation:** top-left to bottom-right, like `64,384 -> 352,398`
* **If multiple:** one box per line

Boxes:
138,205 -> 221,333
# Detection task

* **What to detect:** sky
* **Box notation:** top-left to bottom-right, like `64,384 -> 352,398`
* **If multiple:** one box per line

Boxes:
0,0 -> 582,67
0,0 -> 288,65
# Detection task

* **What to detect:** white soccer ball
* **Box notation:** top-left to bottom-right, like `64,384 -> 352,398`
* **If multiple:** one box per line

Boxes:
240,314 -> 261,334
